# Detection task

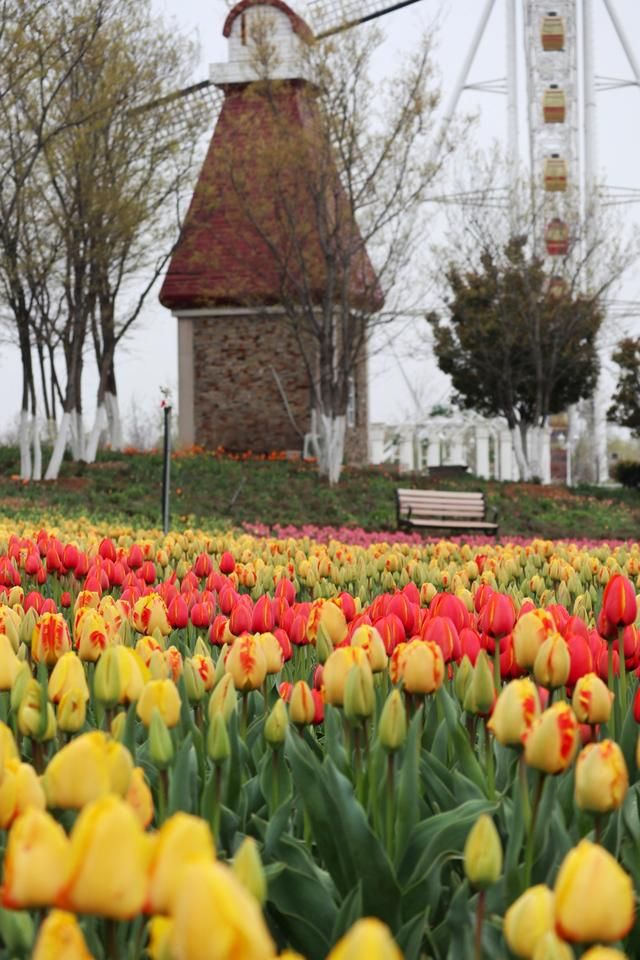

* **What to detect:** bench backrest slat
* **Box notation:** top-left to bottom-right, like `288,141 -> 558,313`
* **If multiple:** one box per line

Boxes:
396,488 -> 488,520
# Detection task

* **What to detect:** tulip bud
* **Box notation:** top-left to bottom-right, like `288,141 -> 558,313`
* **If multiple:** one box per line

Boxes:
463,814 -> 503,889
504,885 -> 555,958
207,712 -> 230,764
232,836 -> 266,906
344,661 -> 375,725
111,711 -> 126,742
19,608 -> 38,649
533,633 -> 571,689
10,661 -> 31,714
208,673 -> 237,725
183,658 -> 206,704
378,690 -> 407,752
264,699 -> 288,747
18,679 -> 56,741
463,650 -> 495,716
325,918 -> 402,960
93,647 -> 121,709
194,636 -> 209,658
574,740 -> 628,814
315,628 -> 333,665
532,932 -> 575,960
149,707 -> 175,769
57,689 -> 87,734
454,655 -> 473,703
289,681 -> 315,727
149,649 -> 170,680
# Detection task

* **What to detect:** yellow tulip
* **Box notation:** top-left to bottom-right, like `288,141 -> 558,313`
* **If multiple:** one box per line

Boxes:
257,632 -> 284,675
326,918 -> 402,960
136,679 -> 182,728
170,860 -> 275,960
61,795 -> 152,919
571,673 -> 613,726
42,731 -> 133,809
74,608 -> 109,662
488,678 -> 541,746
31,613 -> 72,666
554,839 -> 634,943
523,703 -> 579,775
48,652 -> 90,704
225,635 -> 268,692
56,689 -> 87,734
126,766 -> 154,828
32,910 -> 95,960
581,949 -> 628,960
574,740 -> 628,814
513,609 -> 556,668
0,758 -> 46,828
289,681 -> 316,726
533,634 -> 571,690
232,836 -> 266,905
323,647 -> 369,706
351,625 -> 388,672
504,885 -> 555,958
132,593 -> 172,636
0,633 -> 19,690
532,932 -> 574,960
2,808 -> 70,908
147,916 -> 174,960
146,813 -> 216,915
399,639 -> 445,695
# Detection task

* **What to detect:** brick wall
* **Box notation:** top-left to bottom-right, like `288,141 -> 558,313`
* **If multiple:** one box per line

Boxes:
191,312 -> 368,463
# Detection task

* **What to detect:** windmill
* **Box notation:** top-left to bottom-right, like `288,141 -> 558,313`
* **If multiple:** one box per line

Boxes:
158,0 -> 640,483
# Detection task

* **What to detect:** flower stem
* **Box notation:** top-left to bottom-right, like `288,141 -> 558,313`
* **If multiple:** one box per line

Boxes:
607,642 -> 616,740
474,889 -> 486,960
523,773 -> 546,889
386,752 -> 395,860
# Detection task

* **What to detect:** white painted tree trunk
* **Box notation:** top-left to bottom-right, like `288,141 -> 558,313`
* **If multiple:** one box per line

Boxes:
70,409 -> 84,461
526,426 -> 543,482
85,403 -> 108,464
105,391 -> 124,450
19,410 -> 32,481
317,413 -> 346,485
510,426 -> 531,482
45,412 -> 72,480
31,415 -> 42,482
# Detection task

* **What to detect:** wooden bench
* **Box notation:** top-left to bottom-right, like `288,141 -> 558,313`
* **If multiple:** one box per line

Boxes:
396,489 -> 499,536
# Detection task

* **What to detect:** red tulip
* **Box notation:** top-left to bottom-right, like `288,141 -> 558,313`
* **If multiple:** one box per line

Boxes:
602,574 -> 637,629
388,594 -> 416,636
566,634 -> 594,687
274,627 -> 292,662
459,627 -> 482,665
275,578 -> 296,604
229,603 -> 252,637
24,553 -> 42,577
127,544 -> 144,569
478,593 -> 516,637
218,584 -> 237,616
421,616 -> 459,663
168,595 -> 189,629
252,595 -> 275,634
429,594 -> 470,632
289,614 -> 308,647
193,553 -> 213,579
219,552 -> 235,575
98,538 -> 116,562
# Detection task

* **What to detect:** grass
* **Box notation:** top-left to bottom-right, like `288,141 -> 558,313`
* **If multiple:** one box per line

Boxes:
0,445 -> 639,540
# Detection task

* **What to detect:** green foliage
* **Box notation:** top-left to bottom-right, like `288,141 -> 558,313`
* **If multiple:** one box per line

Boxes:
609,337 -> 640,436
428,237 -> 603,428
613,459 -> 640,489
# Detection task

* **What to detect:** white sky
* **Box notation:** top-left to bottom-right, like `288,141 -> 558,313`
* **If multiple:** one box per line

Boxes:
1,0 -> 640,440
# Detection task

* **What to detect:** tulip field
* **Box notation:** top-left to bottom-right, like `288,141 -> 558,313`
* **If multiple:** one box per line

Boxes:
0,520 -> 639,958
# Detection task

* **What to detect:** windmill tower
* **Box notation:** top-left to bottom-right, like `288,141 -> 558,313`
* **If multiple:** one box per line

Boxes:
159,0 -> 381,464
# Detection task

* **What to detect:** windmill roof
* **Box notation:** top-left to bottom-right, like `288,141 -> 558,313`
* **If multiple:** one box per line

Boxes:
159,78 -> 383,313
223,0 -> 314,43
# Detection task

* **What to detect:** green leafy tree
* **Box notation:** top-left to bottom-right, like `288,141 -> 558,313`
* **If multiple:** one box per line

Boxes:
608,337 -> 640,436
428,237 -> 604,480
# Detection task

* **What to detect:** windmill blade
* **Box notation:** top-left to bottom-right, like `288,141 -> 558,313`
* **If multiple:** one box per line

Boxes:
133,79 -> 224,138
308,0 -> 424,39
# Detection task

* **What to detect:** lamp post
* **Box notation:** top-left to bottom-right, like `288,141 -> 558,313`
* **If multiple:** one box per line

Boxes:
160,392 -> 172,535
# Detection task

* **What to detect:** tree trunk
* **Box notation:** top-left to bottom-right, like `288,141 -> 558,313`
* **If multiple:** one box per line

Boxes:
510,425 -> 531,482
19,410 -> 32,482
314,412 -> 346,485
84,402 -> 108,463
105,390 -> 124,450
45,411 -> 72,480
31,414 -> 42,482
